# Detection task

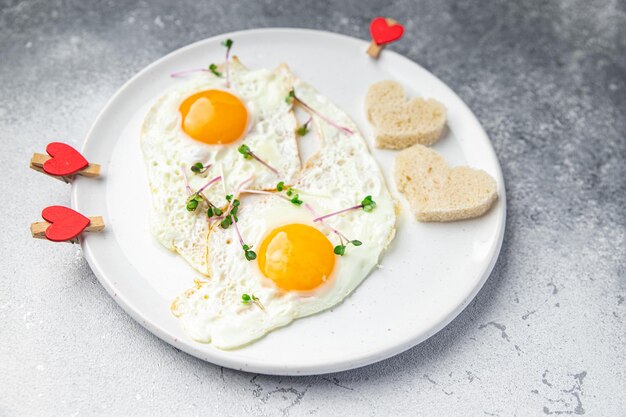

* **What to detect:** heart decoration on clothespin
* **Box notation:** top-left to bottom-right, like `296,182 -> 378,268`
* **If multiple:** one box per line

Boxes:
31,206 -> 105,243
29,141 -> 104,243
30,142 -> 101,182
366,17 -> 405,58
43,142 -> 89,176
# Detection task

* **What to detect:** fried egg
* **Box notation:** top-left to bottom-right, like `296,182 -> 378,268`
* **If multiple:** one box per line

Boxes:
170,65 -> 397,349
141,58 -> 301,274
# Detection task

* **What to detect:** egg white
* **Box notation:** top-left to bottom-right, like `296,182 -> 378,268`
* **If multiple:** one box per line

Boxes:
171,66 -> 397,349
141,58 -> 300,274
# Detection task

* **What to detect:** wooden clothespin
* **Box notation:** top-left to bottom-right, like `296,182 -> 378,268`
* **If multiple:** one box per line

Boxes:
30,142 -> 100,183
31,206 -> 105,243
366,17 -> 405,59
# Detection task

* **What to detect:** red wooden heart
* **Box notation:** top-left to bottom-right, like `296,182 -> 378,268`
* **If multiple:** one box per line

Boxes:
43,142 -> 89,176
41,206 -> 90,242
370,17 -> 404,45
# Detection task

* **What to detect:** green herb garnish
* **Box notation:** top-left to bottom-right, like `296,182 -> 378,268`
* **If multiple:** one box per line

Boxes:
183,175 -> 221,212
241,293 -> 264,310
297,124 -> 309,136
313,196 -> 377,222
297,116 -> 312,136
303,202 -> 362,257
274,183 -> 303,205
209,63 -> 222,77
238,144 -> 252,159
284,88 -> 353,135
361,195 -> 376,212
190,162 -> 205,173
220,217 -> 232,228
333,240 -> 362,257
222,39 -> 234,88
186,194 -> 203,211
290,194 -> 303,206
242,244 -> 257,261
218,195 -> 240,229
237,144 -> 279,175
206,202 -> 222,218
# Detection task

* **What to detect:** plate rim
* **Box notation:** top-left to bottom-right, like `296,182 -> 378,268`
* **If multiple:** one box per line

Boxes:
71,27 -> 506,375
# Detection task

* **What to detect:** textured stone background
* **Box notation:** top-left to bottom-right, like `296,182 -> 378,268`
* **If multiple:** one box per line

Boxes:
1,0 -> 625,415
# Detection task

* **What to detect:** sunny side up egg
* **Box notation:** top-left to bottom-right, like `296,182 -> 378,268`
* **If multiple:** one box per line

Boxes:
167,64 -> 397,349
141,58 -> 301,273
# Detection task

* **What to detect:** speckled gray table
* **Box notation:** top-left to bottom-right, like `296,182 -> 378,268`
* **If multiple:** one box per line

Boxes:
1,0 -> 625,415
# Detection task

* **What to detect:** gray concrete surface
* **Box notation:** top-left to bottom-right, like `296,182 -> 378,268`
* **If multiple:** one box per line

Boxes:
1,0 -> 625,415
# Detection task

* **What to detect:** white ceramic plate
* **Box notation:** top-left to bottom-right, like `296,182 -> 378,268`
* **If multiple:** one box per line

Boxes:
71,28 -> 505,375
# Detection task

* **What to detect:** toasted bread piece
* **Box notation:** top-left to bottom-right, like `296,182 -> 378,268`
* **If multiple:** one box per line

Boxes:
395,144 -> 497,222
366,80 -> 446,149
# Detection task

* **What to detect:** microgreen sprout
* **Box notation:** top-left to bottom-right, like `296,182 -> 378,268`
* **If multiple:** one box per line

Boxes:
274,182 -> 303,206
206,201 -> 223,218
231,199 -> 240,221
231,210 -> 256,261
333,240 -> 362,256
361,195 -> 376,212
190,162 -> 212,174
183,175 -> 222,212
303,203 -> 362,257
207,205 -> 222,218
285,88 -> 354,136
313,196 -> 376,222
334,245 -> 346,256
237,144 -> 252,159
222,38 -> 233,88
170,40 -> 232,79
191,162 -> 204,173
241,293 -> 265,310
219,197 -> 239,229
208,63 -> 222,77
290,194 -> 303,206
186,194 -> 203,211
213,176 -> 254,229
242,244 -> 257,261
297,116 -> 312,136
239,183 -> 304,207
237,144 -> 280,175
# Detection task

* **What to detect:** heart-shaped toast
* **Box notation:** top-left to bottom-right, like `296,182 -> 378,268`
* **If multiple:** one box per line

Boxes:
395,144 -> 497,222
41,206 -> 91,242
43,142 -> 89,176
366,80 -> 446,149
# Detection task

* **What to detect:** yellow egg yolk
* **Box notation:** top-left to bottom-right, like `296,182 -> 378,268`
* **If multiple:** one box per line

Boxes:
258,224 -> 336,291
179,90 -> 248,144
